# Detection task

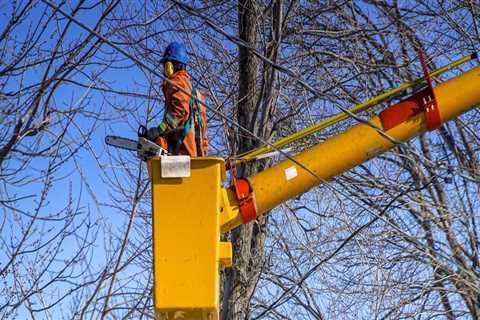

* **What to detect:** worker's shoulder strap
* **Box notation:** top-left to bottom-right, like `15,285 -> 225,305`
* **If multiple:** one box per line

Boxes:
174,87 -> 206,155
191,88 -> 207,156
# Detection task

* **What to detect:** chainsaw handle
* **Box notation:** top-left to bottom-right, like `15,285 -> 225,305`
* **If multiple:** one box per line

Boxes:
138,125 -> 147,138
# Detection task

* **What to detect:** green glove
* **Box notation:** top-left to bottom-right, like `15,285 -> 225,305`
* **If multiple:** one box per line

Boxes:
158,121 -> 168,134
146,122 -> 169,141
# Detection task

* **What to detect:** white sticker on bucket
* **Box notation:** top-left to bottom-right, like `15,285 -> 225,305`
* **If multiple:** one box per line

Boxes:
285,166 -> 297,181
160,155 -> 191,178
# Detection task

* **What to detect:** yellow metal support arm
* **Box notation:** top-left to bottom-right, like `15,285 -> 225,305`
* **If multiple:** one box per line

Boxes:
221,65 -> 480,233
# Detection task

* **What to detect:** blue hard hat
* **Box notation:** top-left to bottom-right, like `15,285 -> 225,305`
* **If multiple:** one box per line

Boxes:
161,42 -> 188,65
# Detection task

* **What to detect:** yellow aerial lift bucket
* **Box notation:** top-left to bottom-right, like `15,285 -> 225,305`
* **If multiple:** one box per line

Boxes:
148,157 -> 232,320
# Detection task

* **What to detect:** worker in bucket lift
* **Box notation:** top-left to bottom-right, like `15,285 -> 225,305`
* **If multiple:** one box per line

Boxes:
146,41 -> 208,157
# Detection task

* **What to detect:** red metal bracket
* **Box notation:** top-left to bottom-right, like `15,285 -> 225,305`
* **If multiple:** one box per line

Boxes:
418,49 -> 442,131
379,50 -> 442,132
229,159 -> 257,224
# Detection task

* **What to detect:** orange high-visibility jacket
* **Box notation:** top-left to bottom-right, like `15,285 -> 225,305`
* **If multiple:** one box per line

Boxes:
161,70 -> 208,156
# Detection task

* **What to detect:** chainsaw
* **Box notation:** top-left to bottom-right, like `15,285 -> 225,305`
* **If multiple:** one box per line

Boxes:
105,125 -> 168,160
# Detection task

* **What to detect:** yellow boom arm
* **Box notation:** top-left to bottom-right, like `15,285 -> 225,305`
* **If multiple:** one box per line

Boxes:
221,65 -> 480,232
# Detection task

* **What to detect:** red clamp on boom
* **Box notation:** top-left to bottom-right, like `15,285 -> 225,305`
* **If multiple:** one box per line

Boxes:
233,178 -> 257,223
229,159 -> 257,224
379,50 -> 442,132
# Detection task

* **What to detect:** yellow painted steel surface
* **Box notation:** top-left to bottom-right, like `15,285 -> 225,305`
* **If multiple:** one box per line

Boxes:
246,66 -> 480,217
148,157 -> 231,320
435,66 -> 480,122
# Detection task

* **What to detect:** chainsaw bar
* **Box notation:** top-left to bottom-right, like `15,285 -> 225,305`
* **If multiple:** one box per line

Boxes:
105,136 -> 139,151
105,135 -> 168,160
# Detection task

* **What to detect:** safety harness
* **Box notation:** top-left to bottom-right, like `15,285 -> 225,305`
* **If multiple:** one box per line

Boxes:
174,87 -> 206,156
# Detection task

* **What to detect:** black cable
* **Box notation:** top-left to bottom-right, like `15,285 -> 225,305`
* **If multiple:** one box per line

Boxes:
39,0 -> 345,187
170,0 -> 404,147
170,0 -> 460,178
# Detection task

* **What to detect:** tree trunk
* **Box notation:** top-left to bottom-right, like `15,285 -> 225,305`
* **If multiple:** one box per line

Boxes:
220,1 -> 267,319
